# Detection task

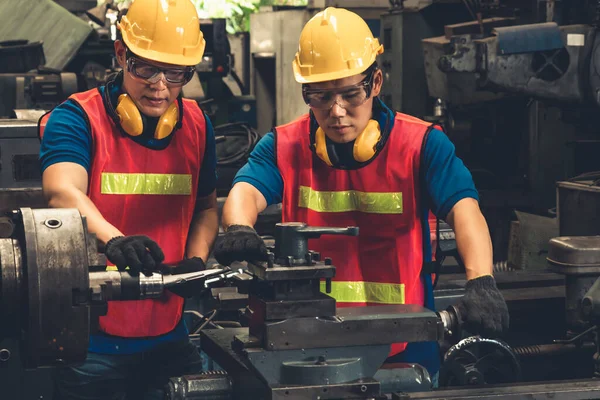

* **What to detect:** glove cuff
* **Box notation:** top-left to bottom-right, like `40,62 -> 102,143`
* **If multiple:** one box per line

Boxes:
465,275 -> 496,291
105,236 -> 124,251
226,225 -> 257,234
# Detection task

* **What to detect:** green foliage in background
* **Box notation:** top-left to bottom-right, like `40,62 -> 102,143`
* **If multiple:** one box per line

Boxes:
191,0 -> 260,34
112,0 -> 308,34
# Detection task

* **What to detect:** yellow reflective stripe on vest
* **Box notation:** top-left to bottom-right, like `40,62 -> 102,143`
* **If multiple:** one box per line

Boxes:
299,186 -> 403,214
101,173 -> 192,195
320,281 -> 405,304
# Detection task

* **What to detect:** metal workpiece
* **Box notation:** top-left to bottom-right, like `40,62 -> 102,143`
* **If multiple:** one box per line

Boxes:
272,222 -> 358,266
393,379 -> 600,399
88,271 -> 163,302
437,305 -> 462,341
165,371 -> 233,400
88,268 -> 233,303
245,304 -> 442,351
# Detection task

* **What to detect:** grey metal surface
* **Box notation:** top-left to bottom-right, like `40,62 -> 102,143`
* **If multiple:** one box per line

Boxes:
0,0 -> 93,71
270,379 -> 381,400
494,23 -> 564,55
393,379 -> 600,399
0,120 -> 42,189
249,292 -> 336,320
166,372 -> 233,400
422,36 -> 506,105
260,304 -> 441,350
244,344 -> 390,385
564,275 -> 597,330
510,211 -> 558,271
200,328 -> 272,398
547,236 -> 600,271
557,180 -> 600,237
374,364 -> 432,393
0,188 -> 45,211
247,261 -> 336,281
18,207 -> 90,368
484,24 -> 593,103
0,238 -> 22,337
427,24 -> 595,104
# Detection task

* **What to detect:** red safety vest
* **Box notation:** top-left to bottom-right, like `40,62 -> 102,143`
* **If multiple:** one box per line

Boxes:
40,89 -> 206,337
276,112 -> 432,355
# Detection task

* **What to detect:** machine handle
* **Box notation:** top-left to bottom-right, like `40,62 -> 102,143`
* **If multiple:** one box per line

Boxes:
273,223 -> 359,266
297,225 -> 359,239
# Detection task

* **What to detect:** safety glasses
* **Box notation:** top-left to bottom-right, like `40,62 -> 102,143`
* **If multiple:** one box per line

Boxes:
126,50 -> 195,86
302,69 -> 375,110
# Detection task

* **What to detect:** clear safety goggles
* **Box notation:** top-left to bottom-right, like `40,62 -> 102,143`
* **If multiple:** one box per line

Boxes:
126,51 -> 195,86
302,69 -> 375,110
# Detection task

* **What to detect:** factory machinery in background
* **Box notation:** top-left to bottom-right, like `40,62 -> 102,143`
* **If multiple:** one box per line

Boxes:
377,0 -> 600,270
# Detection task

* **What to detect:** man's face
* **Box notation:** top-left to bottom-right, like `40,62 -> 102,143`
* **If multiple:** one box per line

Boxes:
114,40 -> 192,118
305,69 -> 383,143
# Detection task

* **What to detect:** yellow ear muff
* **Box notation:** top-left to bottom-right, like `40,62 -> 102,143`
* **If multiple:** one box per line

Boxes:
353,119 -> 381,163
115,94 -> 143,136
314,127 -> 333,166
155,102 -> 179,140
115,93 -> 179,139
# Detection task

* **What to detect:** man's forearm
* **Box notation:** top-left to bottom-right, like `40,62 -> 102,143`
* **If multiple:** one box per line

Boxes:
446,198 -> 493,280
222,182 -> 267,230
46,186 -> 123,244
185,207 -> 219,261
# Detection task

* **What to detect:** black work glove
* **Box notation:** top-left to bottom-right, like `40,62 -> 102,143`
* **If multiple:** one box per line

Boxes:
213,225 -> 268,266
105,235 -> 165,275
457,275 -> 509,338
162,257 -> 207,298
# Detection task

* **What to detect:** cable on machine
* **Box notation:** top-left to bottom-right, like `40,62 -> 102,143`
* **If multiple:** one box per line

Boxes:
215,122 -> 260,167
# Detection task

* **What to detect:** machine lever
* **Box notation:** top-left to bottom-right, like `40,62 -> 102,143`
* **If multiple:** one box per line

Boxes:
273,222 -> 359,266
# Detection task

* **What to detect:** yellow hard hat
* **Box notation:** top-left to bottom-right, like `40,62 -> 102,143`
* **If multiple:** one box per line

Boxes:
293,7 -> 384,84
118,0 -> 205,66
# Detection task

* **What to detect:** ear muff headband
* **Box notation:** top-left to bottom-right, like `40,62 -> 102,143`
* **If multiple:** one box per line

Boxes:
314,119 -> 382,167
103,73 -> 183,139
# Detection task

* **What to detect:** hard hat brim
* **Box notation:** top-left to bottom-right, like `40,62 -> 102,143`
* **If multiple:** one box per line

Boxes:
292,55 -> 377,84
121,32 -> 205,67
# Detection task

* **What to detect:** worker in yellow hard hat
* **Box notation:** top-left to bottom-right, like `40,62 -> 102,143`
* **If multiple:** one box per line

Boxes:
215,7 -> 509,384
40,0 -> 218,397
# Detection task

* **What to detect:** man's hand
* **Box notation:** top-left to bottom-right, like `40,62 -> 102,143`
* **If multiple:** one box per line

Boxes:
163,257 -> 207,298
105,235 -> 164,275
213,225 -> 268,266
457,275 -> 509,338
164,256 -> 207,275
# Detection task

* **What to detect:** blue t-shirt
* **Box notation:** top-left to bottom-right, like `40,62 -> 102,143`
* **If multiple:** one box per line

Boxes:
39,85 -> 216,354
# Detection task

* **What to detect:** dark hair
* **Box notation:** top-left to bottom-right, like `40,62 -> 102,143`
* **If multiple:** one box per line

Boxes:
362,61 -> 378,76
